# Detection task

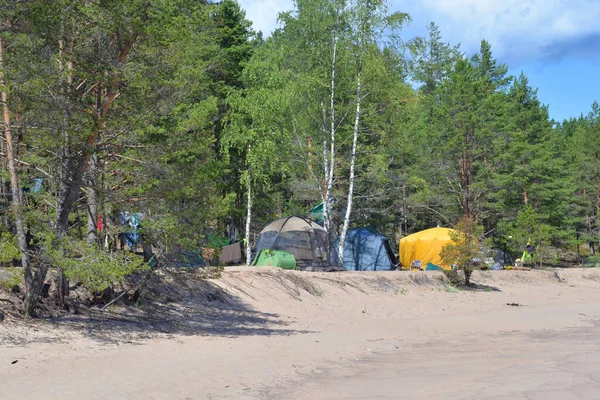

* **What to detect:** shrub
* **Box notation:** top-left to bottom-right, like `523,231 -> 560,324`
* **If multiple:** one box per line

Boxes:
443,269 -> 463,286
440,216 -> 483,286
583,255 -> 600,268
44,239 -> 148,293
0,267 -> 23,291
0,232 -> 20,265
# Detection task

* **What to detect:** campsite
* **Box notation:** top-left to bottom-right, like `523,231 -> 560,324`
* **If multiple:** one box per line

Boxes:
3,267 -> 600,399
1,0 -> 600,399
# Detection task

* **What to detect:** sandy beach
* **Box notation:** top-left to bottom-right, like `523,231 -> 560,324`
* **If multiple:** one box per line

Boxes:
1,268 -> 600,399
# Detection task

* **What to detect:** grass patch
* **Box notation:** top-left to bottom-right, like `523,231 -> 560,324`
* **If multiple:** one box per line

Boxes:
443,285 -> 459,293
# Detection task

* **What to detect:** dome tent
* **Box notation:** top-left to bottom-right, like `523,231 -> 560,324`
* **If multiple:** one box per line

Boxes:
335,228 -> 397,271
252,216 -> 343,271
399,227 -> 457,270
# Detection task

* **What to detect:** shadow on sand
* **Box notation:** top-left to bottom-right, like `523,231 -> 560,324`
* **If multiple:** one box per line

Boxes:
464,282 -> 502,292
45,277 -> 312,344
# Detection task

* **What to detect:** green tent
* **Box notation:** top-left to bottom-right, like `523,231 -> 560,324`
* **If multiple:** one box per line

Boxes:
251,249 -> 297,270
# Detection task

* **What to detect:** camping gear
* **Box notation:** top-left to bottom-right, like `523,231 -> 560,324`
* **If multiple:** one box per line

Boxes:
425,262 -> 443,271
308,202 -> 325,223
307,198 -> 336,224
521,241 -> 538,265
252,216 -> 343,271
410,260 -> 422,270
118,211 -> 143,248
400,227 -> 458,271
32,178 -> 43,193
494,249 -> 513,267
335,227 -> 397,271
251,249 -> 296,270
219,242 -> 243,265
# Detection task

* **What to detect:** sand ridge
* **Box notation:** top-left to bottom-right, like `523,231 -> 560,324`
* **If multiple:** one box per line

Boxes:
1,267 -> 600,399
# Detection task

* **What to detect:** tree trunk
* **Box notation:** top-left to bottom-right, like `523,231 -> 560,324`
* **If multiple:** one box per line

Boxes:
464,268 -> 472,286
460,150 -> 472,218
56,36 -> 136,236
321,102 -> 330,233
0,35 -> 42,316
55,34 -> 71,306
86,154 -> 98,245
338,72 -> 361,260
245,173 -> 252,265
321,37 -> 338,246
595,149 -> 600,235
54,36 -> 135,305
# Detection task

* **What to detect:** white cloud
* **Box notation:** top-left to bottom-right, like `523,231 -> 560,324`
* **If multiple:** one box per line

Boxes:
240,0 -> 294,36
238,0 -> 600,64
399,0 -> 600,63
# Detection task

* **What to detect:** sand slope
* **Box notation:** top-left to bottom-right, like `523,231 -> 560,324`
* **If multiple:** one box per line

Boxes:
1,268 -> 600,399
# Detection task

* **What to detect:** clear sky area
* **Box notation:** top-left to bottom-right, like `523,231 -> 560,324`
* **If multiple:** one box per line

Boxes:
240,0 -> 600,122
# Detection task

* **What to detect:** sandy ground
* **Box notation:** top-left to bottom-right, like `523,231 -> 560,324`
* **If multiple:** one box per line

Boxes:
1,268 -> 600,399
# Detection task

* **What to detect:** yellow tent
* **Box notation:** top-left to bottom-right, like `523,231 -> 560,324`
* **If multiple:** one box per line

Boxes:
399,227 -> 457,270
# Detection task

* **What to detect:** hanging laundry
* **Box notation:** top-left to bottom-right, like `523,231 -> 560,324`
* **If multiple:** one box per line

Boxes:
118,211 -> 143,248
96,213 -> 103,232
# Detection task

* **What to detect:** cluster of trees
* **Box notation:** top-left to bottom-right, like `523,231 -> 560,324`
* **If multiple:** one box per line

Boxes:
0,0 -> 258,314
0,0 -> 598,314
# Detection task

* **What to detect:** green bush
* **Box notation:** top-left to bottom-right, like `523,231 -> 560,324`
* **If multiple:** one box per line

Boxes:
0,232 -> 20,265
0,267 -> 23,291
44,239 -> 148,293
583,255 -> 600,268
440,217 -> 483,286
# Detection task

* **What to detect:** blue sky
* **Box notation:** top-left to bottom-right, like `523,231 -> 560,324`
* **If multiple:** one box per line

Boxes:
239,0 -> 600,122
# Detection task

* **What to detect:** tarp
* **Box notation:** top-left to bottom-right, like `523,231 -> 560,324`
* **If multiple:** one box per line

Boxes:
399,227 -> 457,270
308,202 -> 324,220
219,242 -> 243,265
335,228 -> 397,271
307,198 -> 336,224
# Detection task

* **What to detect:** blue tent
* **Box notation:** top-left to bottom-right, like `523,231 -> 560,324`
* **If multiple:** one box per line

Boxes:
335,228 -> 397,271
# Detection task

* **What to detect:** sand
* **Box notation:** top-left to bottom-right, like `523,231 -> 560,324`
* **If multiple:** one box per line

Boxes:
1,267 -> 600,399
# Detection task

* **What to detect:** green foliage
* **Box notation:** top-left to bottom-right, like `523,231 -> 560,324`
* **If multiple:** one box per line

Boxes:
440,217 -> 483,286
0,267 -> 23,291
0,0 -> 598,305
500,204 -> 552,266
0,233 -> 20,265
43,239 -> 147,293
408,22 -> 460,95
583,255 -> 600,268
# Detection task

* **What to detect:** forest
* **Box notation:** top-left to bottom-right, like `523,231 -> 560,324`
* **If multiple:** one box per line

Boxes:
0,0 -> 599,315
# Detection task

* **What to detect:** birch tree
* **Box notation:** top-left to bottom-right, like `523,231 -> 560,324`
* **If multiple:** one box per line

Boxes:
275,0 -> 350,247
223,51 -> 290,263
337,0 -> 409,256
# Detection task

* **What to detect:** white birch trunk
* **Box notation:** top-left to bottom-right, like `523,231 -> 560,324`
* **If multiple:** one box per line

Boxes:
321,102 -> 330,233
245,175 -> 252,265
338,72 -> 362,259
324,38 -> 338,238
